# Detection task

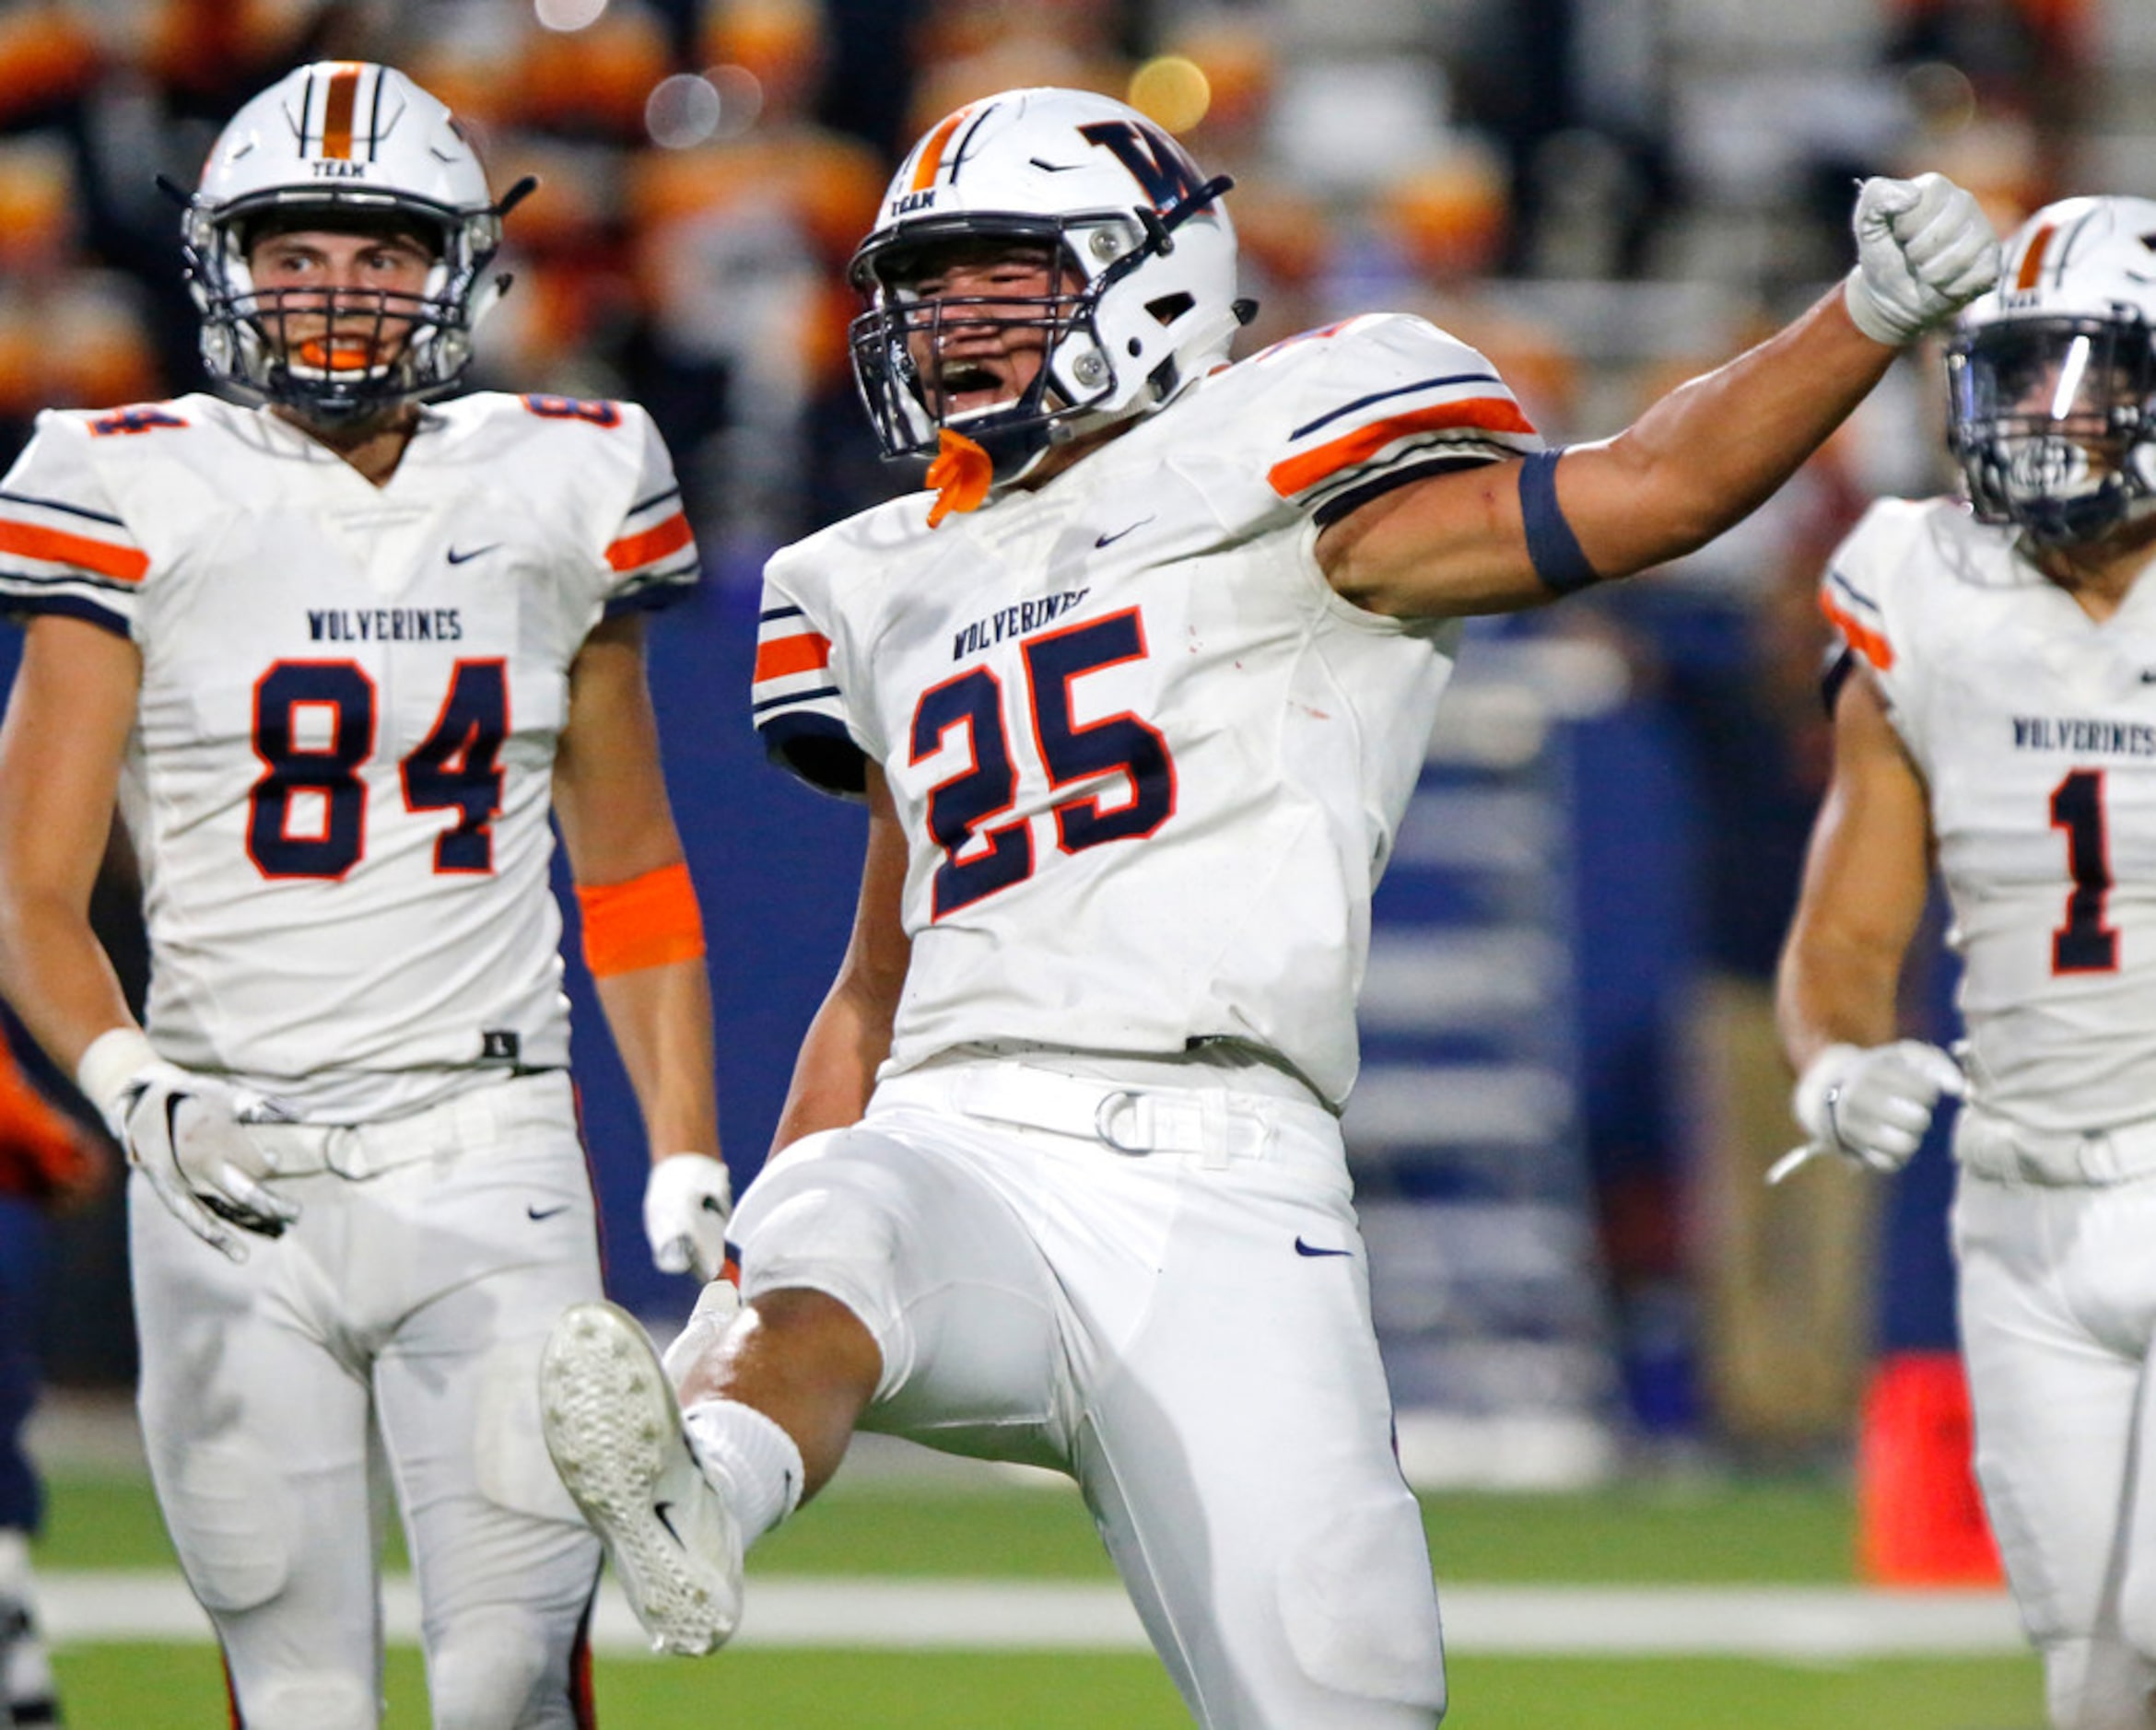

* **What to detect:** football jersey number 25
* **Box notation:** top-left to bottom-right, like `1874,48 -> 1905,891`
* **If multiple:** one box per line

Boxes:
909,609 -> 1175,918
247,659 -> 508,881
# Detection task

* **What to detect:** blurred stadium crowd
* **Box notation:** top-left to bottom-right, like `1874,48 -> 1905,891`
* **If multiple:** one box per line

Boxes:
0,0 -> 2149,1467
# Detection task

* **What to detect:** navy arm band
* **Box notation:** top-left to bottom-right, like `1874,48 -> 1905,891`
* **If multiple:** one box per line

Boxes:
1517,448 -> 1599,595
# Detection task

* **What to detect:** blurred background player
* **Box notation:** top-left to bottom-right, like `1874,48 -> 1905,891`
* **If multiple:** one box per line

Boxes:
1777,193 -> 2156,1730
0,1013 -> 100,1728
538,87 -> 1996,1727
0,62 -> 729,1729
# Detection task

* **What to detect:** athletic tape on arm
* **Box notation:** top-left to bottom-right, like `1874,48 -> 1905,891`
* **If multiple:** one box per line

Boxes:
574,859 -> 707,977
1517,449 -> 1599,595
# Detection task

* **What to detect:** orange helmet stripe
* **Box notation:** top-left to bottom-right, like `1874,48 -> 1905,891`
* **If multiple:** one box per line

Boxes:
908,109 -> 971,193
2014,223 -> 2057,293
321,63 -> 361,160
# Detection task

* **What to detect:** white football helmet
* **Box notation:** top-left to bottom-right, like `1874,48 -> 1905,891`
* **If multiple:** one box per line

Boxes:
173,62 -> 530,424
1947,194 -> 2156,546
848,87 -> 1252,484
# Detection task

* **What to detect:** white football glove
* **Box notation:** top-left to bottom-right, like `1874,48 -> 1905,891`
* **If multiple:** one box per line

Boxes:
643,1151 -> 734,1281
76,1027 -> 299,1260
1843,172 -> 2001,345
1770,1040 -> 1967,1184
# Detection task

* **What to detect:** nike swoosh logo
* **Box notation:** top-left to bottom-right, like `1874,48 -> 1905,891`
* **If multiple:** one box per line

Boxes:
1095,517 -> 1154,549
1028,158 -> 1084,172
1294,1236 -> 1353,1258
527,1203 -> 569,1221
446,544 -> 500,566
654,1499 -> 684,1547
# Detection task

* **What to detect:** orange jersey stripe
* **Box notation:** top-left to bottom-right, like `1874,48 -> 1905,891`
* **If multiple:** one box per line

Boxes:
0,518 -> 147,581
322,64 -> 359,160
754,631 -> 832,684
1819,590 -> 1894,672
604,512 -> 694,572
908,109 -> 969,193
1266,399 -> 1536,498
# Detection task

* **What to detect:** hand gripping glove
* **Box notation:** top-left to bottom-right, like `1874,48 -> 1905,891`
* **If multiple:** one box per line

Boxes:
76,1028 -> 299,1259
643,1151 -> 734,1282
1843,172 -> 2002,345
1770,1040 -> 1967,1184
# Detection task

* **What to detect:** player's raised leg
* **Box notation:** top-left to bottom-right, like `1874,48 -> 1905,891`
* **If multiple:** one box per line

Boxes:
542,1301 -> 744,1656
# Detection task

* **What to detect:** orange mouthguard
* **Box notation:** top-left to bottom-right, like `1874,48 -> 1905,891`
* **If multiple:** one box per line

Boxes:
925,428 -> 992,527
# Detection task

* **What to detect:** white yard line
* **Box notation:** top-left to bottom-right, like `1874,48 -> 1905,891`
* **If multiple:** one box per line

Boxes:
37,1573 -> 2030,1659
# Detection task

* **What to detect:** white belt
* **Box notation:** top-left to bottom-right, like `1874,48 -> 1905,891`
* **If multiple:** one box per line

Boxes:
937,1064 -> 1278,1169
243,1070 -> 568,1182
1955,1105 -> 2156,1187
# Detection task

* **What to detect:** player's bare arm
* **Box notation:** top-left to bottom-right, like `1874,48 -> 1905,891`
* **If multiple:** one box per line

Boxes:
1318,175 -> 1998,621
1772,667 -> 1962,1178
1318,291 -> 1892,617
1775,670 -> 1935,1070
555,613 -> 721,1166
0,615 -> 142,1068
769,763 -> 911,1155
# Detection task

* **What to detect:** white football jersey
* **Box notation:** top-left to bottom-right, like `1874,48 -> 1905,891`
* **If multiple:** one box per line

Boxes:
754,314 -> 1541,1108
1824,497 -> 2156,1134
0,391 -> 697,1119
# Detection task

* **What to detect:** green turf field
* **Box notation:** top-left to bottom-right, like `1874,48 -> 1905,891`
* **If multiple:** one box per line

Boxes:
39,1467 -> 2047,1728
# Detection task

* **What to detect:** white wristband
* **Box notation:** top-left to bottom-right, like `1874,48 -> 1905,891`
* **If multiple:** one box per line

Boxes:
76,1026 -> 157,1127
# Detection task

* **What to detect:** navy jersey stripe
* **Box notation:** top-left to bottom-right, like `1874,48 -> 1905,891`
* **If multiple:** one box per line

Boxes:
753,684 -> 842,714
0,591 -> 131,636
0,565 -> 139,598
0,487 -> 129,530
1289,371 -> 1505,441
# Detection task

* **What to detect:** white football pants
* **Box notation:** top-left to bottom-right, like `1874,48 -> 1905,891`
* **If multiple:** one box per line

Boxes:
129,1070 -> 603,1730
1957,1168 -> 2156,1730
732,1054 -> 1448,1728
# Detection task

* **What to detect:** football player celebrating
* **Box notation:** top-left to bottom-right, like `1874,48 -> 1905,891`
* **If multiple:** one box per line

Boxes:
0,63 -> 732,1729
540,88 -> 1997,1726
1777,196 -> 2156,1730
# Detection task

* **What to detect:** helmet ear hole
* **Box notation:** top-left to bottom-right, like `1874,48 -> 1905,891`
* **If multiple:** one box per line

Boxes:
1146,292 -> 1195,325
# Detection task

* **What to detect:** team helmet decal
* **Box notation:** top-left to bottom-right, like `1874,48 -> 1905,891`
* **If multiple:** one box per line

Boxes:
176,62 -> 529,425
848,87 -> 1250,485
1947,195 -> 2156,546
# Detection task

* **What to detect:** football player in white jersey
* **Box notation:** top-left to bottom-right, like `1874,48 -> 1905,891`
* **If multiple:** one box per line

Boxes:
538,88 -> 1997,1726
0,63 -> 734,1730
1777,196 -> 2156,1730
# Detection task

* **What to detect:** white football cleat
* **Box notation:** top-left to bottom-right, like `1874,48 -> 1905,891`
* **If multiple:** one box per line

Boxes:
541,1300 -> 744,1656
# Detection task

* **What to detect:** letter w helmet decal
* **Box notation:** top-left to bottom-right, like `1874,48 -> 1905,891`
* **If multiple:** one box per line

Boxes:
849,87 -> 1249,485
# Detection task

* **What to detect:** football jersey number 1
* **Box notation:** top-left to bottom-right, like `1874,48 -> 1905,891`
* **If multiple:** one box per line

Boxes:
247,659 -> 509,880
2051,767 -> 2119,974
909,609 -> 1175,918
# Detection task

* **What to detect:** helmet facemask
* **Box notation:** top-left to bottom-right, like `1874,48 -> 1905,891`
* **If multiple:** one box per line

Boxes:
1948,312 -> 2156,547
176,63 -> 526,430
850,178 -> 1236,485
184,193 -> 504,427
